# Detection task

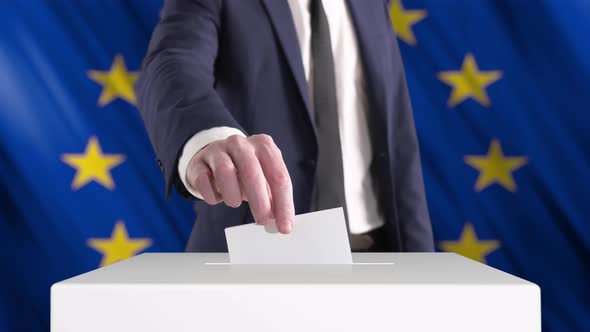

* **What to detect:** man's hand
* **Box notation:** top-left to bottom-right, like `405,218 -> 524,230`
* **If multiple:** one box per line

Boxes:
186,134 -> 295,234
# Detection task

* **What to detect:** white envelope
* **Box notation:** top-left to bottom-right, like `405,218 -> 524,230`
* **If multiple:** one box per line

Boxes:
225,207 -> 352,264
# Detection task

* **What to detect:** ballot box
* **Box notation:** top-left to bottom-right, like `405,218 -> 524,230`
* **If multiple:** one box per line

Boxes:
51,253 -> 540,332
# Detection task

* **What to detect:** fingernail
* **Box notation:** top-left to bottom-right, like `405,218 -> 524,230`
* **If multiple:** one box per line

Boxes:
284,221 -> 293,233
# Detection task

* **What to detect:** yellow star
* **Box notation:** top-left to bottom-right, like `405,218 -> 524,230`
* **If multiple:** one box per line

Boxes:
61,136 -> 125,190
88,54 -> 138,106
439,223 -> 500,264
465,139 -> 527,192
88,221 -> 152,267
437,53 -> 502,107
389,0 -> 427,46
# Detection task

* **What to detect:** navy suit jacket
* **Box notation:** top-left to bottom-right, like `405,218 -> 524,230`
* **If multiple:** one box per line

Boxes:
136,0 -> 434,252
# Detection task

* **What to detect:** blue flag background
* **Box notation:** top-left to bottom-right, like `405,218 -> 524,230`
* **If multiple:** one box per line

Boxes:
0,1 -> 588,331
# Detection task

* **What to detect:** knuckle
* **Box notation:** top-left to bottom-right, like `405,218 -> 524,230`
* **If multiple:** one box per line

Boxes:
253,134 -> 274,147
257,140 -> 276,158
227,136 -> 253,155
226,134 -> 245,146
269,171 -> 291,188
255,137 -> 281,160
215,161 -> 235,178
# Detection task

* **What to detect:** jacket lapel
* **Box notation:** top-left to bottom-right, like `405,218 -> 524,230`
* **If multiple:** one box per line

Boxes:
260,0 -> 312,120
345,0 -> 389,137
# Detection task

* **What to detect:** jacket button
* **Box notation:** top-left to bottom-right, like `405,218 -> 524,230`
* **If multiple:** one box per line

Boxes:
300,159 -> 316,169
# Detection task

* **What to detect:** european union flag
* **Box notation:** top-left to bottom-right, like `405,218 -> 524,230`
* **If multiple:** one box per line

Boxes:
0,1 -> 588,331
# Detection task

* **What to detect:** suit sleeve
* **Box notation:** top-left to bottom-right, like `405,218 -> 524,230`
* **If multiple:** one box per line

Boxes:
385,3 -> 435,251
136,0 -> 245,198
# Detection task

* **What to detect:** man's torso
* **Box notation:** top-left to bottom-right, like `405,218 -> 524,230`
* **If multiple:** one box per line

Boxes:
184,0 -> 403,252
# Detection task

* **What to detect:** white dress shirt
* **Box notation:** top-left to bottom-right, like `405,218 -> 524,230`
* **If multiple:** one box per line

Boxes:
178,0 -> 385,234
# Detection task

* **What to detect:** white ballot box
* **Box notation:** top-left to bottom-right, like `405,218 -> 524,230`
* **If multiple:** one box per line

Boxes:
52,253 -> 540,332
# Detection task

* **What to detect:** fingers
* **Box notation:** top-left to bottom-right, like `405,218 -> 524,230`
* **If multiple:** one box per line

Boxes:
187,134 -> 294,234
189,160 -> 222,205
226,135 -> 273,226
208,152 -> 243,208
254,135 -> 294,234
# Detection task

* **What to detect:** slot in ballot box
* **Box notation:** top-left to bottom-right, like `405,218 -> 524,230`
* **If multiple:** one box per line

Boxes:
51,253 -> 540,332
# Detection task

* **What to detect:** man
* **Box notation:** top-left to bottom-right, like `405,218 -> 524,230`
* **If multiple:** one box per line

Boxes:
136,0 -> 434,252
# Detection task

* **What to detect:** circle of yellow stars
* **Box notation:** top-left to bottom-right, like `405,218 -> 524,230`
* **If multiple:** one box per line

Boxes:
389,1 -> 529,263
70,3 -> 526,267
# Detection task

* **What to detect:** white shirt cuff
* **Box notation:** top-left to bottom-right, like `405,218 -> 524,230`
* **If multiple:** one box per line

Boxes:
177,127 -> 246,199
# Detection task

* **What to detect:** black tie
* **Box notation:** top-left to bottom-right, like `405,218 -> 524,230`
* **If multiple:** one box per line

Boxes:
310,0 -> 348,222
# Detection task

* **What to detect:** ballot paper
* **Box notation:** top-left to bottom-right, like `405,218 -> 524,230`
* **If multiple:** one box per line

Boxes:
225,207 -> 352,264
